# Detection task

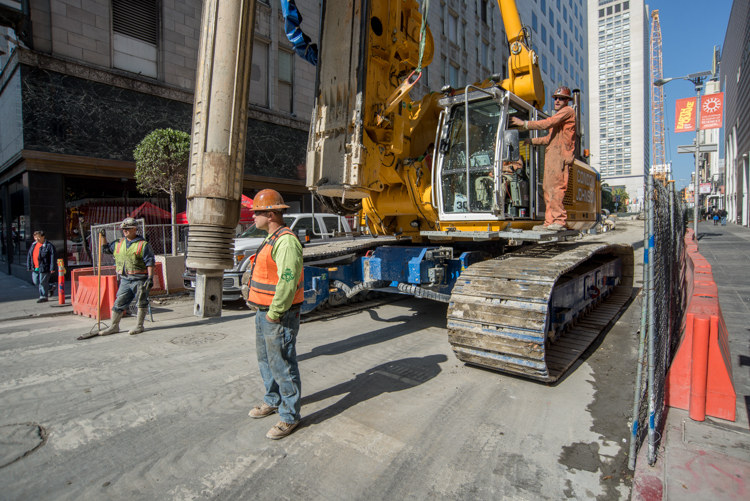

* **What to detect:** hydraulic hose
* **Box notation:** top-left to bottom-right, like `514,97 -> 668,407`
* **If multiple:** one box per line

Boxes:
396,283 -> 451,303
333,280 -> 390,298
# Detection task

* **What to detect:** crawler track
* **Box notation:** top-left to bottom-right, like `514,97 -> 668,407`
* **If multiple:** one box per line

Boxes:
447,242 -> 634,382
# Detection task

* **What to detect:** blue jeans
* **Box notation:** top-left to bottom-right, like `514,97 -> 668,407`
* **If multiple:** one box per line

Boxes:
32,270 -> 50,298
721,216 -> 727,226
112,276 -> 149,313
255,308 -> 301,424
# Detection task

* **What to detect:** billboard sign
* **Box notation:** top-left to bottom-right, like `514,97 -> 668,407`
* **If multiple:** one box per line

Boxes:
675,97 -> 697,132
700,183 -> 712,194
700,92 -> 724,129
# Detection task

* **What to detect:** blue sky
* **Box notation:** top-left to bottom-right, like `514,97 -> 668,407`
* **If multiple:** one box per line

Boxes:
651,0 -> 732,191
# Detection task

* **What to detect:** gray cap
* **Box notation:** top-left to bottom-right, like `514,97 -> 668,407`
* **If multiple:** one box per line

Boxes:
120,217 -> 138,229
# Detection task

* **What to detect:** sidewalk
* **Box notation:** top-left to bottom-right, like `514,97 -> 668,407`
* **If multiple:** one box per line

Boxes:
632,221 -> 750,500
0,270 -> 74,321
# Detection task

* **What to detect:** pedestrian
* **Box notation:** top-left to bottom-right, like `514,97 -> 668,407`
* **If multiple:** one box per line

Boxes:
246,189 -> 304,440
510,86 -> 576,231
26,231 -> 57,303
713,212 -> 719,226
720,208 -> 727,226
97,218 -> 155,336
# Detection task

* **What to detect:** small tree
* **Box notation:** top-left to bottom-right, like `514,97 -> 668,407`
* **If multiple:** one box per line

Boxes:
134,128 -> 190,256
612,188 -> 630,212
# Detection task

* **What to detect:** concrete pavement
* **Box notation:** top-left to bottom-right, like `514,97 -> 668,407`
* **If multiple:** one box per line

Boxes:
0,271 -> 73,321
0,223 -> 646,500
631,221 -> 750,500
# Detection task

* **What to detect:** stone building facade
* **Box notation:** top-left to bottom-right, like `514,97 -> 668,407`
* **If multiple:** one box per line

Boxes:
0,0 -> 318,277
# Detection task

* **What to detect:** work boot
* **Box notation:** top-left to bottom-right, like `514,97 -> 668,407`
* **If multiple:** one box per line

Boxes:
128,308 -> 147,335
99,310 -> 123,336
547,223 -> 566,231
533,224 -> 552,231
249,403 -> 278,419
266,421 -> 298,440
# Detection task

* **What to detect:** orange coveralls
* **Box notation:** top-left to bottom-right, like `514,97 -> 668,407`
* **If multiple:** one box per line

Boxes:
526,106 -> 576,227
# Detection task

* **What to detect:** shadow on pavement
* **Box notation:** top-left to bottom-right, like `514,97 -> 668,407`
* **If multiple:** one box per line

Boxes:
299,354 -> 447,427
297,307 -> 446,362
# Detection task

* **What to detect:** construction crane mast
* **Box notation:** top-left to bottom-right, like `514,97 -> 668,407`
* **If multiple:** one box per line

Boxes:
650,10 -> 668,182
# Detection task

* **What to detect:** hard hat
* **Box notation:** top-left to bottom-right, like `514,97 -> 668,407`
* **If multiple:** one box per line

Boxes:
252,189 -> 290,211
552,86 -> 573,100
120,217 -> 138,229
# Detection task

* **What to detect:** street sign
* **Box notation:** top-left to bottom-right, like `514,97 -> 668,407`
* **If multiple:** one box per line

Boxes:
677,144 -> 718,154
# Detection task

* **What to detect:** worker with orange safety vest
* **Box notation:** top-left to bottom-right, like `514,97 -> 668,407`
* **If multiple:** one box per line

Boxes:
246,189 -> 304,440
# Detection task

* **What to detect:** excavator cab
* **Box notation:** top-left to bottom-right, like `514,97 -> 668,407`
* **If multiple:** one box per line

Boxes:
433,87 -> 535,222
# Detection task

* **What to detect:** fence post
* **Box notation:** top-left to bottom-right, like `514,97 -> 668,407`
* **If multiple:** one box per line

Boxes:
628,177 -> 651,470
646,174 -> 658,465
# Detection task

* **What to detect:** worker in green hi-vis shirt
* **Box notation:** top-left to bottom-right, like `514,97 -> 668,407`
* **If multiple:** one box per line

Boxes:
245,189 -> 304,440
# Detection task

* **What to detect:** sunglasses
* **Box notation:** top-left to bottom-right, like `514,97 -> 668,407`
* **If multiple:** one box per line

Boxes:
554,97 -> 569,102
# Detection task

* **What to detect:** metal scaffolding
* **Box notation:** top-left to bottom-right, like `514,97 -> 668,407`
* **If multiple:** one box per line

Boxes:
650,10 -> 668,182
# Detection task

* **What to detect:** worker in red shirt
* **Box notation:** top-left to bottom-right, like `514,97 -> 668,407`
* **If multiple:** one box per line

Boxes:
510,87 -> 576,231
26,230 -> 57,303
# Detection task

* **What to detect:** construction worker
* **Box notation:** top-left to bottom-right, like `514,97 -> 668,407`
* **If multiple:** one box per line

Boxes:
510,86 -> 576,231
246,189 -> 304,440
98,218 -> 155,336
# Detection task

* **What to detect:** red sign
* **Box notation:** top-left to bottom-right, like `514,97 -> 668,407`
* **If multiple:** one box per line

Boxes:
700,92 -> 724,129
675,97 -> 696,132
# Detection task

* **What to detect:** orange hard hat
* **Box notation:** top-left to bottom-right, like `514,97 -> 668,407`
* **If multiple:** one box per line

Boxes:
252,189 -> 289,211
552,86 -> 573,100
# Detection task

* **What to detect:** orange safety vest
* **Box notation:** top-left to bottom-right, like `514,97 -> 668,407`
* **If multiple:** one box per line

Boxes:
247,227 -> 304,308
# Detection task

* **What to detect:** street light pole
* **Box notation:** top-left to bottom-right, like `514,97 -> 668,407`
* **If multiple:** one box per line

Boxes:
653,71 -> 712,238
693,82 -> 702,237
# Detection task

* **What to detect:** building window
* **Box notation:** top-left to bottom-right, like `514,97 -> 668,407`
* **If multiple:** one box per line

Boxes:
112,0 -> 158,78
481,0 -> 489,24
541,0 -> 546,14
449,13 -> 458,44
542,54 -> 548,73
532,13 -> 538,32
450,64 -> 459,88
441,56 -> 446,86
249,41 -> 269,108
278,50 -> 294,114
599,9 -> 605,18
541,25 -> 547,44
482,40 -> 489,68
551,65 -> 556,81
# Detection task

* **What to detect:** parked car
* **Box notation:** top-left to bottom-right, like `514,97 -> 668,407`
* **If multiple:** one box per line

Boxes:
182,213 -> 354,301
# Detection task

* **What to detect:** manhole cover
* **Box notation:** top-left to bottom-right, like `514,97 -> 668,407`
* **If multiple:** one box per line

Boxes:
171,332 -> 227,346
0,423 -> 47,468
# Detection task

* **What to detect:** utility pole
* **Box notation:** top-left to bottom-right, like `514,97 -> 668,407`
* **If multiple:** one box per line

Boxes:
654,70 -> 712,238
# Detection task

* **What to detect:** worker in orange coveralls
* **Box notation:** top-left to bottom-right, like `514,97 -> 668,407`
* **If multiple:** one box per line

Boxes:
510,87 -> 576,231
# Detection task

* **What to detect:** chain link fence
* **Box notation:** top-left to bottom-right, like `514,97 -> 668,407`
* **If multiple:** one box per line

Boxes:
629,175 -> 688,468
90,222 -> 189,267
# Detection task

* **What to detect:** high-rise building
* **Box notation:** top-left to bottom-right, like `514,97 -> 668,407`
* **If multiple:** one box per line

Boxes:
415,0 -> 589,144
587,0 -> 651,203
517,0 -> 590,143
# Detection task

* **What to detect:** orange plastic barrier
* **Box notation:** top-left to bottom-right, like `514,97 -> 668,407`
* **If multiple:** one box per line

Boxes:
71,264 -> 164,319
665,229 -> 737,422
73,274 -> 118,320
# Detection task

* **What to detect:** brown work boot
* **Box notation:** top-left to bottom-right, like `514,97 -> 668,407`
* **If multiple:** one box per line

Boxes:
266,420 -> 298,440
248,403 -> 278,419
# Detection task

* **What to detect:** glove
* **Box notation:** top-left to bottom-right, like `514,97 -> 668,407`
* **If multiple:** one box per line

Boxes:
98,229 -> 106,236
144,277 -> 154,291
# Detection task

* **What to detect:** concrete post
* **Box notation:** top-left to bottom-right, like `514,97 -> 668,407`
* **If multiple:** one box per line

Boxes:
186,0 -> 257,317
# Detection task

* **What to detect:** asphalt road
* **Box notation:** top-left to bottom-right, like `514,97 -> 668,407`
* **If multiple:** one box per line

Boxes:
0,220 -> 645,500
